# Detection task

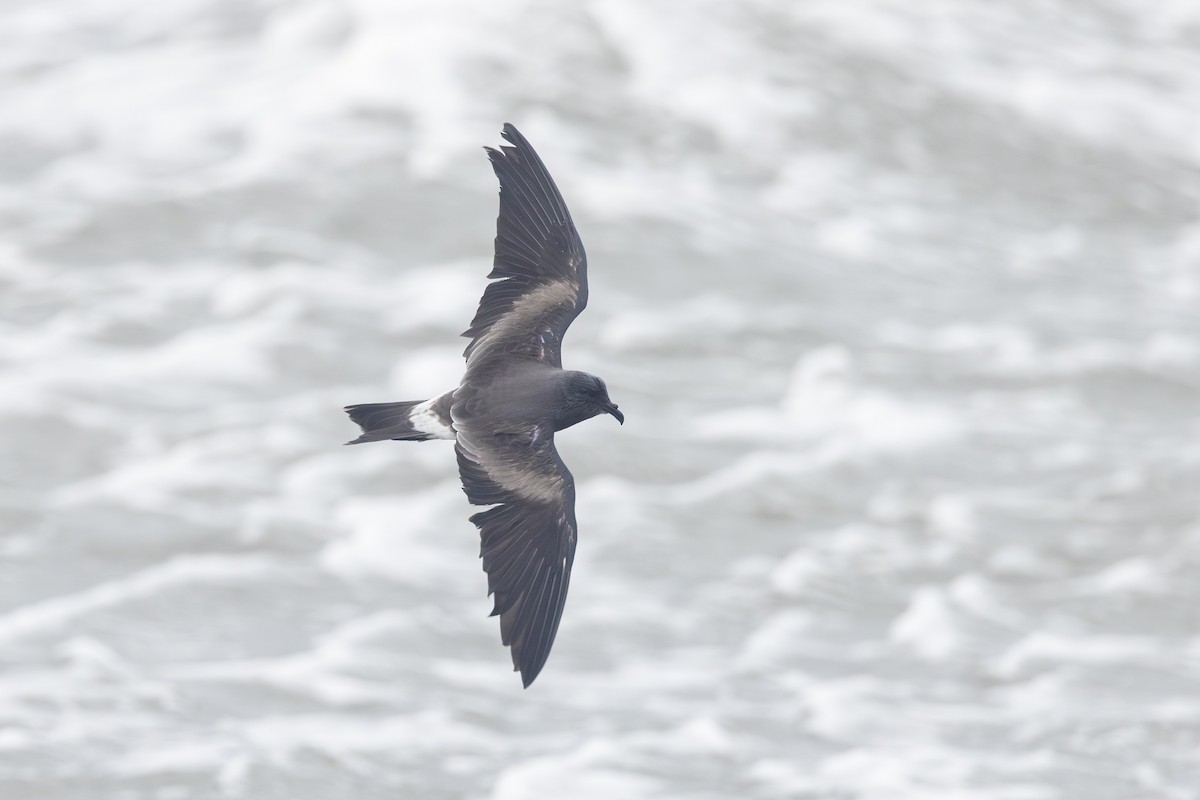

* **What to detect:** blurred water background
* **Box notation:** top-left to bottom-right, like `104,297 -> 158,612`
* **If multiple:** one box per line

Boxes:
2,1 -> 1200,798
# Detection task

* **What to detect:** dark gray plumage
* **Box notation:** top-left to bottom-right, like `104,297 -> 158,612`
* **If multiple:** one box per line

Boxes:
344,124 -> 622,687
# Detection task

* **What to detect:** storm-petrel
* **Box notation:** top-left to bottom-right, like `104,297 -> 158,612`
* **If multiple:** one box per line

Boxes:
345,124 -> 622,687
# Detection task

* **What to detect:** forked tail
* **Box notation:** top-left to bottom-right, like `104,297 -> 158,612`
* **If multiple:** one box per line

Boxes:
344,391 -> 456,444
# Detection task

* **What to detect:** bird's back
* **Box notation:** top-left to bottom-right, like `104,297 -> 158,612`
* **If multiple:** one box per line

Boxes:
455,362 -> 563,435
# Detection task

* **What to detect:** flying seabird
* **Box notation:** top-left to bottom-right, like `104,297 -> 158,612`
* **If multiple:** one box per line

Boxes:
344,124 -> 622,687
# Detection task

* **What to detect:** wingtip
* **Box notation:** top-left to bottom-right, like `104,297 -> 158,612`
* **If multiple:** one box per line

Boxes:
499,123 -> 533,155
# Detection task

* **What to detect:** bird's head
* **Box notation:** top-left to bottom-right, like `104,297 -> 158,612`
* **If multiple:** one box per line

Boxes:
561,372 -> 623,429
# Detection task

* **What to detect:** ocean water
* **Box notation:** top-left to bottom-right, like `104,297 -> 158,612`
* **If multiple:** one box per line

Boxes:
2,1 -> 1199,798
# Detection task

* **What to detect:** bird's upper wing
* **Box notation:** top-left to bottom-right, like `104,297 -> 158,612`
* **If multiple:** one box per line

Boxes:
454,416 -> 577,687
462,123 -> 588,372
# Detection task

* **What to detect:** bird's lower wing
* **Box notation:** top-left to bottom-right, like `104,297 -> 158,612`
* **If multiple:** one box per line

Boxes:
454,429 -> 578,687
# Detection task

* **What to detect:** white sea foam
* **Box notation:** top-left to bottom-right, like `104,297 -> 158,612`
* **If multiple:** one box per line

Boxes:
691,346 -> 960,479
888,585 -> 965,660
992,631 -> 1167,679
320,486 -> 467,583
491,739 -> 660,800
0,555 -> 280,646
167,610 -> 414,706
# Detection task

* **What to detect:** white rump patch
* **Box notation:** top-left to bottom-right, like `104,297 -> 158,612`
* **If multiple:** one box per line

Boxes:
409,398 -> 455,439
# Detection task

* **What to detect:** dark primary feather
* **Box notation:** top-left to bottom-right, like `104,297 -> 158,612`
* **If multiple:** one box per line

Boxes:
462,123 -> 588,370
